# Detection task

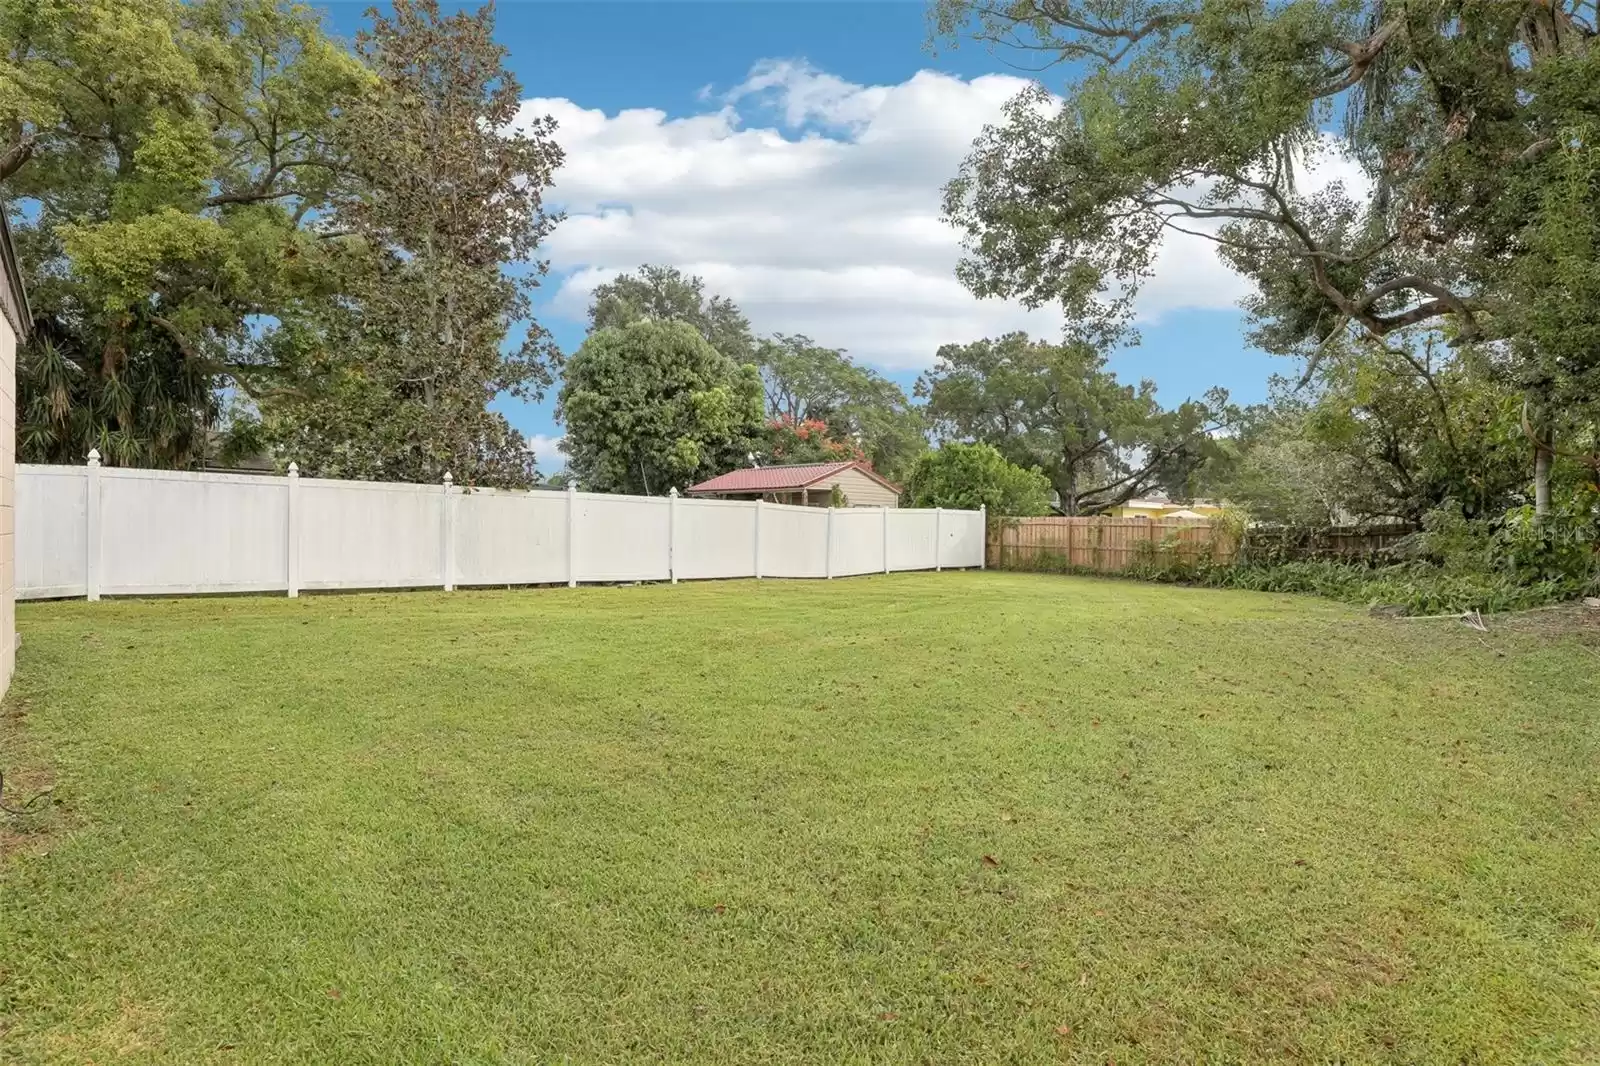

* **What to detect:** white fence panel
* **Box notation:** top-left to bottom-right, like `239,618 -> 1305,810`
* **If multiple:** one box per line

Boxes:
675,497 -> 757,581
299,479 -> 443,590
574,492 -> 669,582
454,490 -> 569,586
99,469 -> 289,596
17,465 -> 88,599
941,509 -> 986,569
830,508 -> 885,577
888,509 -> 940,571
15,462 -> 985,599
760,503 -> 828,578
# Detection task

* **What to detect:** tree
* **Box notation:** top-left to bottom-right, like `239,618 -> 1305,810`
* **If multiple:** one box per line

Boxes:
935,0 -> 1600,514
1206,329 -> 1556,527
583,271 -> 929,479
1502,118 -> 1600,512
904,442 -> 1052,516
588,264 -> 754,365
917,332 -> 1236,514
1211,424 -> 1356,529
250,0 -> 562,487
3,0 -> 368,465
559,319 -> 765,495
767,416 -> 863,465
753,334 -> 926,479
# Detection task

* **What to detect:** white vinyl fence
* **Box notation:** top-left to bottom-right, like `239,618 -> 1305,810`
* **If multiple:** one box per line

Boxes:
15,458 -> 985,601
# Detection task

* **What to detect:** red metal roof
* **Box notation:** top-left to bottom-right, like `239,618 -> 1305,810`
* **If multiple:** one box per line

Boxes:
687,461 -> 899,495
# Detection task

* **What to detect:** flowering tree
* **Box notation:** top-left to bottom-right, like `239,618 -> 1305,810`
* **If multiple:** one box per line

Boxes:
766,415 -> 865,465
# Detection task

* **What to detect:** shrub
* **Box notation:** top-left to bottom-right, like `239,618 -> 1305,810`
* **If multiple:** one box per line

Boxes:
1117,556 -> 1596,615
1494,494 -> 1600,584
904,443 -> 1052,517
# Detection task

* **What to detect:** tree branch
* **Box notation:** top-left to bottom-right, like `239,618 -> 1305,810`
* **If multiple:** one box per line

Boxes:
958,0 -> 1187,67
1317,19 -> 1402,98
0,132 -> 35,182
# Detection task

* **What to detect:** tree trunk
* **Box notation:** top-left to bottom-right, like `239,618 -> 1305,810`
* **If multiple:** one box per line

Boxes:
1534,432 -> 1552,518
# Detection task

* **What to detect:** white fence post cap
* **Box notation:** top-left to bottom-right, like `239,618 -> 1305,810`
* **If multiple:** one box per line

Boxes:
87,448 -> 101,465
443,471 -> 453,486
669,487 -> 678,498
287,461 -> 299,476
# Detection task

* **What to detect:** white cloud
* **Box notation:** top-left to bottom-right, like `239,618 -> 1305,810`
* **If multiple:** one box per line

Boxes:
519,61 -> 1364,371
525,434 -> 566,470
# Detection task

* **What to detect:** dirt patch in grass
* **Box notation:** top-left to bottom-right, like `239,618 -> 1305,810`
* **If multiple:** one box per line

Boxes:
1492,601 -> 1600,639
44,996 -> 168,1060
0,699 -> 63,860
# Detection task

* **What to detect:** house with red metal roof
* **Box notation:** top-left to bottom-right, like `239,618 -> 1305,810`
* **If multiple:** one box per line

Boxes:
686,461 -> 902,508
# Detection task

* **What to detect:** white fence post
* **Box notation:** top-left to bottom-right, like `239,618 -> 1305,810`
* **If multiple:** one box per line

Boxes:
934,507 -> 943,572
881,507 -> 890,574
980,504 -> 987,570
566,482 -> 578,588
286,462 -> 300,597
85,449 -> 101,601
668,487 -> 679,584
441,471 -> 455,592
753,498 -> 763,579
825,505 -> 834,579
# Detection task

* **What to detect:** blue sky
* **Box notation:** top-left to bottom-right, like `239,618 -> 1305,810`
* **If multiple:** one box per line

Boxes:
316,1 -> 1284,471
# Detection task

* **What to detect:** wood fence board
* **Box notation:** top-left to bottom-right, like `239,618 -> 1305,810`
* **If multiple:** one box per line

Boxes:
987,517 -> 1413,574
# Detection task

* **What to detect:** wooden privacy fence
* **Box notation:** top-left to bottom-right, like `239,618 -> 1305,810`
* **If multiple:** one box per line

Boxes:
988,517 -> 1420,573
987,517 -> 1236,573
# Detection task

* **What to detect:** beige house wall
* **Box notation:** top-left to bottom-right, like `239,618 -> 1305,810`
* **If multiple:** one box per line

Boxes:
816,466 -> 899,508
0,313 -> 14,696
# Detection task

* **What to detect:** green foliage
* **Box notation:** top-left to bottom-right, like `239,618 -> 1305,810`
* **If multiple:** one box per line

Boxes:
3,0 -> 370,467
828,483 -> 847,508
1202,561 -> 1592,617
904,442 -> 1052,516
754,334 -> 925,481
559,319 -> 765,495
1104,494 -> 1599,615
576,268 -> 926,486
1495,498 -> 1600,585
1214,338 -> 1535,526
248,0 -> 561,487
588,264 -> 755,365
1411,492 -> 1600,588
917,332 -> 1236,513
3,0 -> 556,484
1206,414 -> 1352,528
766,416 -> 862,465
933,0 -> 1600,506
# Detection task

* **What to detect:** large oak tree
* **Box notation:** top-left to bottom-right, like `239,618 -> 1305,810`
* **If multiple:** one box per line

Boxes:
917,332 -> 1236,514
935,0 -> 1600,512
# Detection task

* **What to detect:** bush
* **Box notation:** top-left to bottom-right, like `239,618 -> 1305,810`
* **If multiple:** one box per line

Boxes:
1494,495 -> 1599,584
999,498 -> 1598,615
1117,557 -> 1596,615
904,443 -> 1052,517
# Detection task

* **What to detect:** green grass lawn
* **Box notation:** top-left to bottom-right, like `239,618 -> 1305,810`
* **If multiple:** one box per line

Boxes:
3,574 -> 1598,1064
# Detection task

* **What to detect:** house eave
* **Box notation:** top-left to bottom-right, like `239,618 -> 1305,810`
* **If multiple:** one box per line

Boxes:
0,209 -> 31,340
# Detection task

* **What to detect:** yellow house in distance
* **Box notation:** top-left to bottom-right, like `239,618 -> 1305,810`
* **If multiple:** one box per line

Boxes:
1104,496 -> 1225,521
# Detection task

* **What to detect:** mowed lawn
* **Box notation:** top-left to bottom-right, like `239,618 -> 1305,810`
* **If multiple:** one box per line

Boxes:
2,574 -> 1598,1064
